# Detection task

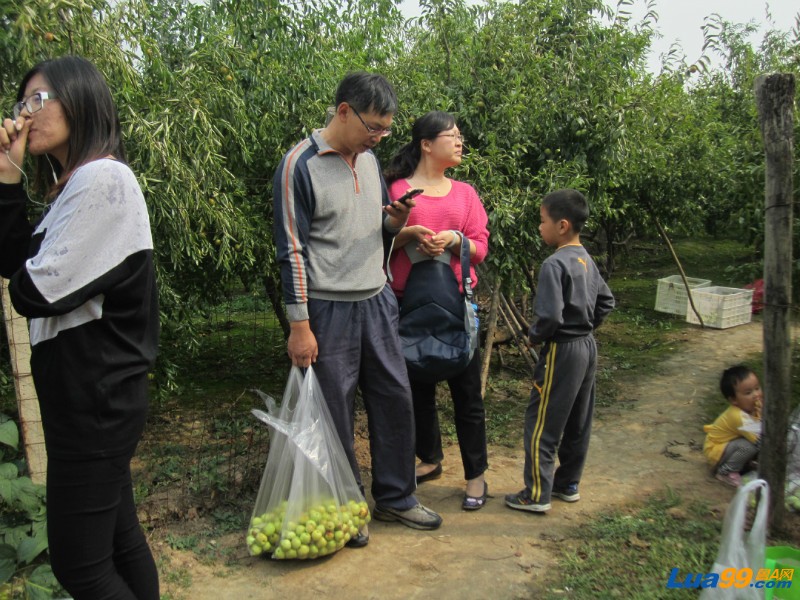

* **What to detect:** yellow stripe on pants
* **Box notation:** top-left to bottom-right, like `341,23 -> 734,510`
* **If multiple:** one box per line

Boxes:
530,342 -> 557,502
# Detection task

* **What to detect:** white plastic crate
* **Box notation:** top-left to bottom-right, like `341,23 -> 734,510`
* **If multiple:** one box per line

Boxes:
685,286 -> 755,329
654,275 -> 711,316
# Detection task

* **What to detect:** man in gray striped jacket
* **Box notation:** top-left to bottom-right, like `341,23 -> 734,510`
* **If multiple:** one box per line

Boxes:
273,72 -> 442,545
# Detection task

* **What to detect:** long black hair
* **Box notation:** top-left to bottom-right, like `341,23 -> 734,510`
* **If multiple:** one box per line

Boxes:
384,110 -> 456,185
17,56 -> 126,198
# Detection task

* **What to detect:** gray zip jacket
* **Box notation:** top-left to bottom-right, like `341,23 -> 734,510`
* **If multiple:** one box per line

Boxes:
273,130 -> 399,321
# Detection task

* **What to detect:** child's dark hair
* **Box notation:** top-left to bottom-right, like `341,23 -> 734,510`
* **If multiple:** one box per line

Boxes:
541,189 -> 589,233
720,365 -> 756,400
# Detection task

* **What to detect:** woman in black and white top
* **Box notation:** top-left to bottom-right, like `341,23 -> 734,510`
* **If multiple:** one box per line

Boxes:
0,56 -> 159,599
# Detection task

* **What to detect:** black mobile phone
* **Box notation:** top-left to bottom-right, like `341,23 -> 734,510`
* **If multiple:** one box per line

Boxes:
396,188 -> 424,205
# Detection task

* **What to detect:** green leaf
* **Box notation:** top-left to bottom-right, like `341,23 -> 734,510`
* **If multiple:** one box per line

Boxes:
26,564 -> 63,600
0,475 -> 44,515
0,543 -> 17,585
17,532 -> 48,565
3,525 -> 30,548
0,462 -> 18,480
0,420 -> 19,451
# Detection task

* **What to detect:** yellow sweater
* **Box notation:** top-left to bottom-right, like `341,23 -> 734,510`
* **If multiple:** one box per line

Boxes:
703,405 -> 761,466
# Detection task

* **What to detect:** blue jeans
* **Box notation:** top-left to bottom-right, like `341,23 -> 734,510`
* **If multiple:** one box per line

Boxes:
47,452 -> 159,599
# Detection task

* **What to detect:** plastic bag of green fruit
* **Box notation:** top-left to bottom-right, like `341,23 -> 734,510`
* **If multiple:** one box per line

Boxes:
247,366 -> 370,560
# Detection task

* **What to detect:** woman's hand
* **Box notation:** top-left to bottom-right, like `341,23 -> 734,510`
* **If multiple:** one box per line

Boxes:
393,224 -> 430,246
0,117 -> 29,185
417,231 -> 449,257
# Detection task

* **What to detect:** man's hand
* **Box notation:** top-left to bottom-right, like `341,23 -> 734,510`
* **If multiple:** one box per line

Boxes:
384,196 -> 415,229
287,320 -> 318,368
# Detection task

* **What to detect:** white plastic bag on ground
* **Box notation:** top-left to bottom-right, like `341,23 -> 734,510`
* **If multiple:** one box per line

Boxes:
785,407 -> 800,511
701,478 -> 769,600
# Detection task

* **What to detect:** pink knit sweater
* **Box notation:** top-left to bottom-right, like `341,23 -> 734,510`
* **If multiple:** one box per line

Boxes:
388,178 -> 489,298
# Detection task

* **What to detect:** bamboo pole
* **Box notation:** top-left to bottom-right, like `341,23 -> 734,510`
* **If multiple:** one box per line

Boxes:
755,73 -> 795,531
498,295 -> 536,373
650,214 -> 704,326
506,295 -> 531,332
500,293 -> 538,364
480,279 -> 501,398
1,279 -> 47,484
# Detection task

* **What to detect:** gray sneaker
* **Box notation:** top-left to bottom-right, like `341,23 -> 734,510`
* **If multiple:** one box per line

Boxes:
552,483 -> 580,503
373,503 -> 443,530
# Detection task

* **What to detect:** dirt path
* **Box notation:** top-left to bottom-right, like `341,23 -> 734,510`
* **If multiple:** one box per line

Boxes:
159,321 -> 770,599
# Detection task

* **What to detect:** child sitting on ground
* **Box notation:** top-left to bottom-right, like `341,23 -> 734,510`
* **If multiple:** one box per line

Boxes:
703,365 -> 762,488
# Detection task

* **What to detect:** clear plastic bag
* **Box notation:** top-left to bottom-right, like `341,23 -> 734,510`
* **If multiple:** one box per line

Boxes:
785,407 -> 800,511
245,366 -> 369,560
701,478 -> 769,600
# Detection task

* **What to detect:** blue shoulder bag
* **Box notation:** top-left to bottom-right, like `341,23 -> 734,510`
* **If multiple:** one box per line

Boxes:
398,235 -> 478,383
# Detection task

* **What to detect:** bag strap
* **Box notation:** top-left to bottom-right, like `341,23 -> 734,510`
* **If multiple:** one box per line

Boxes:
460,234 -> 474,303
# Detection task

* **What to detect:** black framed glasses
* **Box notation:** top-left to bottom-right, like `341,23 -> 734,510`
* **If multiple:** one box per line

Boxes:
13,92 -> 58,120
351,107 -> 392,138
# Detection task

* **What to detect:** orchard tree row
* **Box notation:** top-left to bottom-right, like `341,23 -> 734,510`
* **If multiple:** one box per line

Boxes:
1,0 -> 798,390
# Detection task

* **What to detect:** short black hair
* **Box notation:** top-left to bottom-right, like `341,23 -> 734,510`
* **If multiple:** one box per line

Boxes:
334,71 -> 397,116
720,365 -> 756,400
541,189 -> 589,233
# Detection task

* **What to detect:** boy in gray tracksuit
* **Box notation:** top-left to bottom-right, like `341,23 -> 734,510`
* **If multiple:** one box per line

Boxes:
506,189 -> 615,513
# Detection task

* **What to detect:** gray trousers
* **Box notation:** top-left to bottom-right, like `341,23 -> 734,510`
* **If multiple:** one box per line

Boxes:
716,437 -> 759,475
308,285 -> 418,510
523,336 -> 597,503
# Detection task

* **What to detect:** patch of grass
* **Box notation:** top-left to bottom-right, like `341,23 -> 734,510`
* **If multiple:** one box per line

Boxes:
209,506 -> 250,536
167,299 -> 288,408
166,534 -> 200,552
557,490 -> 721,600
156,553 -> 192,597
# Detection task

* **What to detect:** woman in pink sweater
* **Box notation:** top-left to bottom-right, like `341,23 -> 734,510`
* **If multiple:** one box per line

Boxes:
384,111 -> 490,510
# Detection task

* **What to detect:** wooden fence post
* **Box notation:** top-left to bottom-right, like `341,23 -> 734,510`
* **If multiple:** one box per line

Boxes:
755,73 -> 795,531
1,278 -> 47,484
481,278 -> 501,398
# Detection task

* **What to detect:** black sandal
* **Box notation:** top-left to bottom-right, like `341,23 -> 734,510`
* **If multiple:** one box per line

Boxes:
415,462 -> 443,485
462,482 -> 488,511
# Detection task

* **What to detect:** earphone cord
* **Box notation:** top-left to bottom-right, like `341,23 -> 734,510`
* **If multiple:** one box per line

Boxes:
4,150 -> 49,207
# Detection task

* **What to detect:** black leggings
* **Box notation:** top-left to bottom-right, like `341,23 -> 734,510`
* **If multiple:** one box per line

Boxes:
410,349 -> 488,480
46,453 -> 159,600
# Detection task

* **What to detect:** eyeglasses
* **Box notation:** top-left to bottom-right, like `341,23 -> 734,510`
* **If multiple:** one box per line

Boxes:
13,92 -> 58,120
437,133 -> 464,142
351,107 -> 392,138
